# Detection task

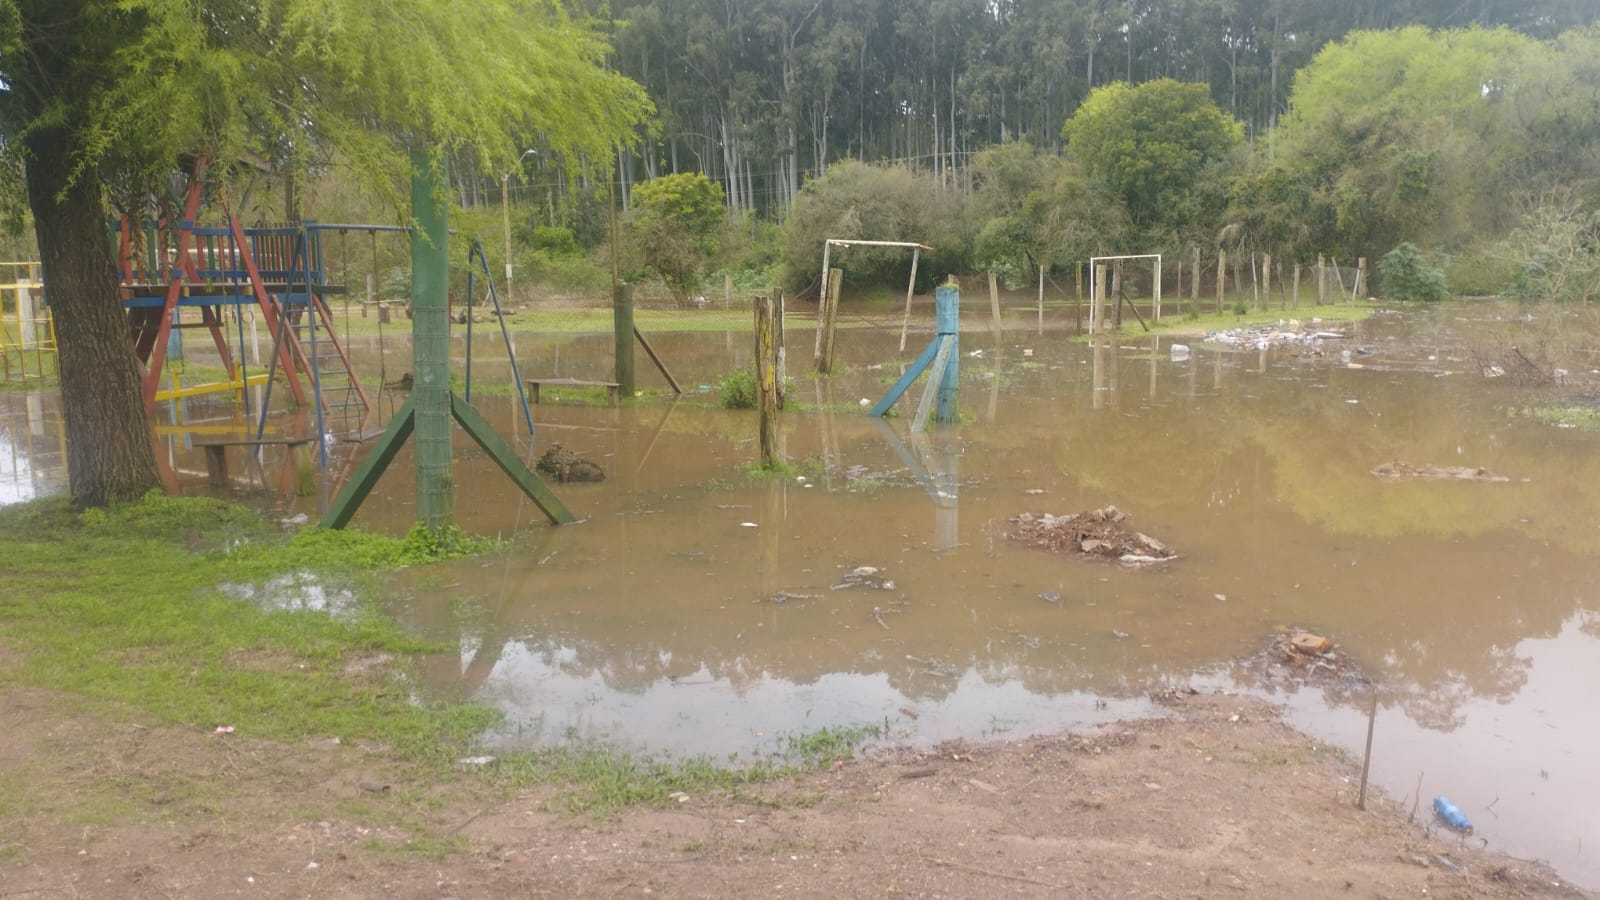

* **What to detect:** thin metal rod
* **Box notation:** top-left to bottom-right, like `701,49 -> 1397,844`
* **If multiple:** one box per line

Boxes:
1358,687 -> 1378,810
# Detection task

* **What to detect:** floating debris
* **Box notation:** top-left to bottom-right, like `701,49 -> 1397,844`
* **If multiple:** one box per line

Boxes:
832,565 -> 896,591
1006,506 -> 1178,567
1371,461 -> 1510,483
1203,321 -> 1347,350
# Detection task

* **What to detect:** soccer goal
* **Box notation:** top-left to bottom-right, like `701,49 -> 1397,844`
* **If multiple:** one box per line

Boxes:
1088,253 -> 1163,333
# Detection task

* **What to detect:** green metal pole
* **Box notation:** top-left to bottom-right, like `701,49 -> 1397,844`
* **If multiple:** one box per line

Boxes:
411,151 -> 453,528
614,282 -> 634,397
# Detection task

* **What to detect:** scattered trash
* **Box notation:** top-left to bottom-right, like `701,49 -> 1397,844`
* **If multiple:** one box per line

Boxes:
1371,461 -> 1510,483
740,522 -> 759,528
1039,591 -> 1061,604
1232,627 -> 1371,695
1433,796 -> 1474,834
668,791 -> 691,804
456,755 -> 496,767
1169,343 -> 1191,361
535,443 -> 605,483
859,398 -> 871,406
871,606 -> 890,629
1111,629 -> 1130,640
1022,348 -> 1034,358
1023,488 -> 1047,495
1007,506 -> 1178,567
212,725 -> 235,735
1289,632 -> 1332,655
1203,322 -> 1347,349
1151,685 -> 1198,704
280,513 -> 309,528
358,780 -> 391,793
832,566 -> 895,591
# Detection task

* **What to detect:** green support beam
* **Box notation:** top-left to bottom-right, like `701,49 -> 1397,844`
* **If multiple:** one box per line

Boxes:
319,150 -> 576,532
411,150 -> 454,529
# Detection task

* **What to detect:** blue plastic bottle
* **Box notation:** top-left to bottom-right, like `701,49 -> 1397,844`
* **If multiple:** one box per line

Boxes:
1433,795 -> 1474,833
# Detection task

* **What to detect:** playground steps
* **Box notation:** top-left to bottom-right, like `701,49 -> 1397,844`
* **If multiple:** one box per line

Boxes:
278,295 -> 370,426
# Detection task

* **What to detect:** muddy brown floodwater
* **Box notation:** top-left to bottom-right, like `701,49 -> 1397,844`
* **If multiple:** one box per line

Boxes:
4,300 -> 1599,889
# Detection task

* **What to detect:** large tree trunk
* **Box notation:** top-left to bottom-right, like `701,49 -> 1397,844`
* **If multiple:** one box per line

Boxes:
24,123 -> 163,507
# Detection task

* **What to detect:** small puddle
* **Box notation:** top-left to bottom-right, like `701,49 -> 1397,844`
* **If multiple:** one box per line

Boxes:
221,571 -> 359,617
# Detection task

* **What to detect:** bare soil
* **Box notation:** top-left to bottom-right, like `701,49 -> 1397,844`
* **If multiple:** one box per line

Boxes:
1,688 -> 1587,899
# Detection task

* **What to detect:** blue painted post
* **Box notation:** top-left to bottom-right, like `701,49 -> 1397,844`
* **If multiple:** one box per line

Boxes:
935,285 -> 959,423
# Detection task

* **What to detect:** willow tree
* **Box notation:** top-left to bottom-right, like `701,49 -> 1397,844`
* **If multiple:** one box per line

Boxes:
0,0 -> 650,506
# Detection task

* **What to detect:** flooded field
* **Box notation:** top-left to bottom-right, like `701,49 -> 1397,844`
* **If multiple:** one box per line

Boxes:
5,300 -> 1599,887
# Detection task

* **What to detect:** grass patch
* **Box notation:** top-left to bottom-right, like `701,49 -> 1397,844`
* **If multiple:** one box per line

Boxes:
0,494 -> 501,763
1520,405 -> 1600,431
492,722 -> 882,818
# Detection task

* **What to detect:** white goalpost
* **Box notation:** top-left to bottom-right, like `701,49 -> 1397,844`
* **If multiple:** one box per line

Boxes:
1088,253 -> 1162,333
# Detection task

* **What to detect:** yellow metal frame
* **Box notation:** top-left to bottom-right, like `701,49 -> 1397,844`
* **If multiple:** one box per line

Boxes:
0,261 -> 57,382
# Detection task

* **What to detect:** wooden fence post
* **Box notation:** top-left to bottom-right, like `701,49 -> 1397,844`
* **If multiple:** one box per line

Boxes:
755,294 -> 778,468
987,269 -> 1002,344
1192,245 -> 1200,315
1316,255 -> 1326,305
1262,253 -> 1273,310
1216,249 -> 1227,314
1292,263 -> 1301,309
814,267 -> 842,374
1356,257 -> 1368,298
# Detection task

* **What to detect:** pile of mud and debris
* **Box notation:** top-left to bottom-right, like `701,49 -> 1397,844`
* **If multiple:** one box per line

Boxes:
1006,506 -> 1177,567
1371,461 -> 1511,483
1231,628 -> 1372,696
1203,319 -> 1348,349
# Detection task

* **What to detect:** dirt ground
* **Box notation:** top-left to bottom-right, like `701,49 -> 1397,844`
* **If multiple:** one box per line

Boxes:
1,688 -> 1588,900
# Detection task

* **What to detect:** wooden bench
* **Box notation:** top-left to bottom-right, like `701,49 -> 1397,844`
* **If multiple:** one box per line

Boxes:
524,377 -> 622,406
192,437 -> 316,496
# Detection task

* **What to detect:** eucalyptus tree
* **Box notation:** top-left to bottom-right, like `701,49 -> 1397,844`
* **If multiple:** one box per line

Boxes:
0,0 -> 650,506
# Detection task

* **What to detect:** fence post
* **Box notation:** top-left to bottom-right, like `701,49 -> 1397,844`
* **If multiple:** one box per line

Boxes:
755,294 -> 778,468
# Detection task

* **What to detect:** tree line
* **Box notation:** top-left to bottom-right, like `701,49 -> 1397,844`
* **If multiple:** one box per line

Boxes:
585,0 -> 1598,218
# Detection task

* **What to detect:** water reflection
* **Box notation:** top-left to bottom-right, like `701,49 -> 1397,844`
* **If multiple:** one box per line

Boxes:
0,391 -> 67,503
377,305 -> 1599,887
6,303 -> 1599,886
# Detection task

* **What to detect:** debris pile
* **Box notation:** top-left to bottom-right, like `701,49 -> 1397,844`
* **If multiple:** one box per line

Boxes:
1006,506 -> 1177,567
1231,628 -> 1371,694
535,443 -> 606,483
1370,461 -> 1510,483
1203,320 -> 1347,349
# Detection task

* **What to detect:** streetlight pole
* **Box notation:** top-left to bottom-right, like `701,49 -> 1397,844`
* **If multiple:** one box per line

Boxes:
503,149 -> 537,301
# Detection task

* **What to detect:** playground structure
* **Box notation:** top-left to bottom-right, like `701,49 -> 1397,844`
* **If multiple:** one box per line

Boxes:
116,160 -> 370,427
0,262 -> 55,382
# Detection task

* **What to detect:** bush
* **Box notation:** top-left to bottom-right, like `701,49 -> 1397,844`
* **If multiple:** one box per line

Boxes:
717,366 -> 757,409
1445,252 -> 1514,297
531,225 -> 579,257
780,160 -> 972,296
1377,242 -> 1448,301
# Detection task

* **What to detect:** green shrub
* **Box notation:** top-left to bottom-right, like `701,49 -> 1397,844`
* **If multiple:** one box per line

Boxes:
718,366 -> 757,409
531,225 -> 579,257
1377,242 -> 1448,301
1444,252 -> 1514,297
